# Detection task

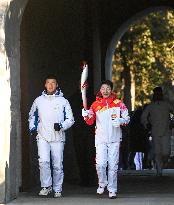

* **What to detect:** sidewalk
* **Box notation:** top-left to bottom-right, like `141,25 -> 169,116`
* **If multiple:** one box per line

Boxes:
7,170 -> 174,205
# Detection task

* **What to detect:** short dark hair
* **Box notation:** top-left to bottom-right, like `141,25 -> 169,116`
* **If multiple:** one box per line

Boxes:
153,86 -> 162,93
153,86 -> 163,101
44,74 -> 58,83
101,80 -> 113,90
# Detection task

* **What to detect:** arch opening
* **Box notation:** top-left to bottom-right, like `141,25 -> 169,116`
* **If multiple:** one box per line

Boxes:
106,7 -> 174,171
20,0 -> 95,190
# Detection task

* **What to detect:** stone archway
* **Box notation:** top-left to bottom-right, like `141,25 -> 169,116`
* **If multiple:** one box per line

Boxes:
105,6 -> 173,80
20,0 -> 92,191
1,0 -> 174,203
1,0 -> 99,202
105,6 -> 174,112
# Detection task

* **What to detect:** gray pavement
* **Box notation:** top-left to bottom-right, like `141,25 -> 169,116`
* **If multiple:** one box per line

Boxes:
7,170 -> 174,205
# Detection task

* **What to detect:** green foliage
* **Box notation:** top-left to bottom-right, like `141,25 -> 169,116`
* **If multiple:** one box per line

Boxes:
112,10 -> 174,109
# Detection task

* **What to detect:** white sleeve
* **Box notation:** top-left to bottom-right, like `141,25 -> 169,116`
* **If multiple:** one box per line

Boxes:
28,100 -> 38,131
120,108 -> 130,124
61,100 -> 75,131
119,101 -> 130,125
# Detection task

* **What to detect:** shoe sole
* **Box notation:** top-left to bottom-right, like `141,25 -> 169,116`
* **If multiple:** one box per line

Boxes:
109,196 -> 117,199
97,192 -> 104,195
54,195 -> 62,198
38,190 -> 52,196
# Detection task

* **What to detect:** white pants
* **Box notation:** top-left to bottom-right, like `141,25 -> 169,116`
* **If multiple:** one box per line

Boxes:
134,152 -> 143,170
96,142 -> 120,193
37,137 -> 64,192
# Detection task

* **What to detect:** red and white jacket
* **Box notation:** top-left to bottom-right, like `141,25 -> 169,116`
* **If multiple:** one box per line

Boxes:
84,92 -> 130,146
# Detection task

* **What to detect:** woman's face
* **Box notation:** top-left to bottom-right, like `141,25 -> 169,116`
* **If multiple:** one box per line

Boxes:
100,84 -> 112,98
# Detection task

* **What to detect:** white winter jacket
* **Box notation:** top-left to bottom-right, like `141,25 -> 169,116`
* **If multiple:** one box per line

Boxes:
84,93 -> 130,146
29,89 -> 74,142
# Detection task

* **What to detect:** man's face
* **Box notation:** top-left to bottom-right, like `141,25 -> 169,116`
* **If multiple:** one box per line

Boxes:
45,79 -> 58,95
100,84 -> 112,98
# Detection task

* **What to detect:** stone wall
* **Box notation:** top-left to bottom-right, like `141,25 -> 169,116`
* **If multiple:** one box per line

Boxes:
0,0 -> 28,203
0,2 -> 10,203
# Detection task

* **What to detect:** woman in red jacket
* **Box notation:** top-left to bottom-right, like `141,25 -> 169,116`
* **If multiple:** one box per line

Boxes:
82,80 -> 130,199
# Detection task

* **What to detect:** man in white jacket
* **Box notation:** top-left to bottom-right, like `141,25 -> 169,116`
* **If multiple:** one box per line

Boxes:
82,80 -> 130,199
29,75 -> 74,197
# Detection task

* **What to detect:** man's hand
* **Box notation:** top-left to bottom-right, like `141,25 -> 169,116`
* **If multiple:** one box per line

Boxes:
82,108 -> 90,117
54,123 -> 61,131
30,129 -> 37,137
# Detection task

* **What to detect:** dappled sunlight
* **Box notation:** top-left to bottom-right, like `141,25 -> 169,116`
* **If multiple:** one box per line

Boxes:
112,9 -> 174,110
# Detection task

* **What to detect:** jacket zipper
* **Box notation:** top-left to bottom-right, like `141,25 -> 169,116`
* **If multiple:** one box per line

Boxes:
106,99 -> 108,109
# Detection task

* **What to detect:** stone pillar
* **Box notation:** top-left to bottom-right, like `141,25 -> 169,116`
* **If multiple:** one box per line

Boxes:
92,1 -> 102,94
0,1 -> 12,203
0,0 -> 28,203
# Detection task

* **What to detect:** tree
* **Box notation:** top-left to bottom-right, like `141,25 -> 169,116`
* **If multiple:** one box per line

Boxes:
112,10 -> 174,111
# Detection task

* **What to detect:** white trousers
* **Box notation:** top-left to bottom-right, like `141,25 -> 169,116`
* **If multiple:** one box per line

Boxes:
37,138 -> 64,192
96,142 -> 120,193
134,152 -> 143,170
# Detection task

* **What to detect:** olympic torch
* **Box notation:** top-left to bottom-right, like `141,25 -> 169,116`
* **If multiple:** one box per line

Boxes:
80,61 -> 88,110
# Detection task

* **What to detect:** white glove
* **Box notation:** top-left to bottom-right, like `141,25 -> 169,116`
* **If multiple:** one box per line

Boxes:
112,118 -> 125,127
82,108 -> 90,117
112,118 -> 121,127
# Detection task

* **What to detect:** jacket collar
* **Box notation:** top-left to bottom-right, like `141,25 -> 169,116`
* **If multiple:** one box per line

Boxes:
96,92 -> 116,105
42,88 -> 63,97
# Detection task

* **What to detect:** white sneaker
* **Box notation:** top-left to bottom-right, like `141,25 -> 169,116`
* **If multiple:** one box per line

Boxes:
39,186 -> 52,196
97,186 -> 105,194
109,192 -> 117,199
54,192 -> 62,198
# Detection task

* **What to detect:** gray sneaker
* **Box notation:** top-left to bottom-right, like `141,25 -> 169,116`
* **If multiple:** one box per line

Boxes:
39,186 -> 52,196
54,192 -> 62,198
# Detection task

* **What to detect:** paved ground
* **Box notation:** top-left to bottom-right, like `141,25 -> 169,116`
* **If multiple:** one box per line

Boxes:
7,170 -> 174,205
